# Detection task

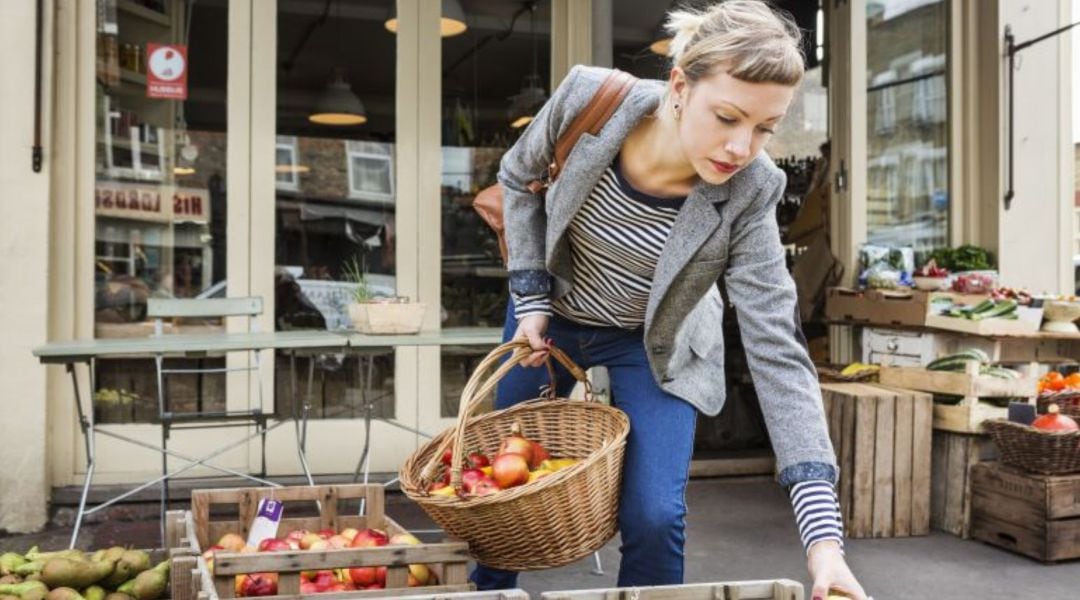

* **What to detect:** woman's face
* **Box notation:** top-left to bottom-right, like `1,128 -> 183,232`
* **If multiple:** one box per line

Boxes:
671,68 -> 795,185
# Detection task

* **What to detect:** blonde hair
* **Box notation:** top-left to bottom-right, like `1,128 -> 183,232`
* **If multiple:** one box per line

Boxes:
665,0 -> 804,86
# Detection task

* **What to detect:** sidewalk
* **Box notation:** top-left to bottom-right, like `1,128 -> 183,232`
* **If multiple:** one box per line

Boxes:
3,477 -> 1075,599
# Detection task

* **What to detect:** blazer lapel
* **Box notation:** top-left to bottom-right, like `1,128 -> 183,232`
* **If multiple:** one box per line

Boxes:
546,82 -> 663,253
646,182 -> 729,326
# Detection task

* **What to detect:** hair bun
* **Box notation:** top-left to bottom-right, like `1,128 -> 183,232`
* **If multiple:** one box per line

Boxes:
664,9 -> 707,60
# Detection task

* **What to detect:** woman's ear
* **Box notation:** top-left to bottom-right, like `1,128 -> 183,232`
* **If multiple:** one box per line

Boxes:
668,67 -> 688,106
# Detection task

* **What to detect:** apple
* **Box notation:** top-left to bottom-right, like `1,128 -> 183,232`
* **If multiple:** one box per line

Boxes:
299,581 -> 318,594
472,477 -> 500,496
467,451 -> 490,469
529,441 -> 551,469
492,453 -> 530,489
299,532 -> 323,550
256,538 -> 291,552
339,527 -> 359,542
317,527 -> 336,539
389,532 -> 421,546
217,533 -> 246,553
407,563 -> 430,586
285,529 -> 309,544
497,422 -> 535,466
327,534 -> 351,549
460,467 -> 486,494
308,539 -> 329,551
347,566 -> 386,587
349,528 -> 389,548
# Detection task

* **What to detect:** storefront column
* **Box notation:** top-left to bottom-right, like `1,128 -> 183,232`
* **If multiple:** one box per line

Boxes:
0,0 -> 52,532
551,0 -> 592,84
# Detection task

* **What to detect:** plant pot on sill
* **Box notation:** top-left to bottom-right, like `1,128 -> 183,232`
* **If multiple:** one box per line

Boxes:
348,296 -> 427,334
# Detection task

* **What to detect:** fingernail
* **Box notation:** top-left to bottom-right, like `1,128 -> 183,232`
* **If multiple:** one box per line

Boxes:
544,337 -> 554,346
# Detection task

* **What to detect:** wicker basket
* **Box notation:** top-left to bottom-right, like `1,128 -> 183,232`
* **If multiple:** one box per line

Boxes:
400,341 -> 630,571
1036,392 -> 1080,419
983,419 -> 1080,475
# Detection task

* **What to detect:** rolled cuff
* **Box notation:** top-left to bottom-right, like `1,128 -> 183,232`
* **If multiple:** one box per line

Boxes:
508,269 -> 552,296
778,461 -> 839,488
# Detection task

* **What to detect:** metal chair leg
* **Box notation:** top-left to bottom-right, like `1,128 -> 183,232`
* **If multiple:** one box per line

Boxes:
69,361 -> 95,549
590,551 -> 604,575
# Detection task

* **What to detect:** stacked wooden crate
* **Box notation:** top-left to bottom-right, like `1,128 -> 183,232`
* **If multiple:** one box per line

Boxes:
970,462 -> 1080,562
819,383 -> 933,538
539,579 -> 804,600
878,363 -> 1037,538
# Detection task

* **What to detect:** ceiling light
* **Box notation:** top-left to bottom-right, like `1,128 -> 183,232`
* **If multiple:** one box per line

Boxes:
385,0 -> 467,37
309,69 -> 367,126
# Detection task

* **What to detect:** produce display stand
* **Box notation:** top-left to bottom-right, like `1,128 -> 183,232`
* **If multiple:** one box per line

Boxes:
382,592 -> 528,600
539,579 -> 804,600
819,384 -> 932,538
970,462 -> 1080,563
877,362 -> 1038,434
181,484 -> 473,599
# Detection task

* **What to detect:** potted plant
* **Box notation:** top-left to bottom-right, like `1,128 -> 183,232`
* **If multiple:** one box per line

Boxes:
342,257 -> 426,335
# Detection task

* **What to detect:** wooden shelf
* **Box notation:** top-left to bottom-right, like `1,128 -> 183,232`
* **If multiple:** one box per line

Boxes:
120,68 -> 147,86
117,0 -> 171,27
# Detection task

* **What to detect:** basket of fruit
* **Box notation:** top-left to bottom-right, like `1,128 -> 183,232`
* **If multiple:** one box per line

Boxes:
1035,371 -> 1080,418
399,340 -> 630,571
983,404 -> 1080,475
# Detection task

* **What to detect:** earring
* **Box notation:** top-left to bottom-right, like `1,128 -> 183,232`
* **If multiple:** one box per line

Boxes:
673,103 -> 681,119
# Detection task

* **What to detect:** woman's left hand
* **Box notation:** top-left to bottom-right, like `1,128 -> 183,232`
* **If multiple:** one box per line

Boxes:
807,540 -> 868,600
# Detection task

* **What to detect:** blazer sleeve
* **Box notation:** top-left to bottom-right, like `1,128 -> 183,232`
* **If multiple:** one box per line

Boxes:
723,168 -> 839,487
498,65 -> 585,297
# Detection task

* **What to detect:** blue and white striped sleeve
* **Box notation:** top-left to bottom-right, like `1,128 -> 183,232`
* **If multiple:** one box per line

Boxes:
789,480 -> 845,555
511,291 -> 553,319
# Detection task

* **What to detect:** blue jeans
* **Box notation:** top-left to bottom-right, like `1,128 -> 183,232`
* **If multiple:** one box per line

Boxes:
469,302 -> 698,590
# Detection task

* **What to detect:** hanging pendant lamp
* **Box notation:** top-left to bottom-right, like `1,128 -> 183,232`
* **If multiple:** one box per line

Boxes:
385,0 -> 467,37
508,2 -> 546,128
308,67 -> 367,126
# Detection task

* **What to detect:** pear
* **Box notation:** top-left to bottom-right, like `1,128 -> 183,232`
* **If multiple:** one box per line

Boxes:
40,559 -> 111,590
129,562 -> 169,600
0,555 -> 25,577
44,588 -> 85,600
101,552 -> 148,590
82,586 -> 104,600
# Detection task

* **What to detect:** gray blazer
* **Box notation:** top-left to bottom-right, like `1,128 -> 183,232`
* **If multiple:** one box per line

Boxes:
500,65 -> 837,487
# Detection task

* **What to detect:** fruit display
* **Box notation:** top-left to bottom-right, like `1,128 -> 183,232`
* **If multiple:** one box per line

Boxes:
428,421 -> 581,499
0,548 -> 167,600
1038,371 -> 1080,395
950,272 -> 998,295
202,527 -> 439,595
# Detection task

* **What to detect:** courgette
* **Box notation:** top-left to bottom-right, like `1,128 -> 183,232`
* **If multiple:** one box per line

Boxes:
970,300 -> 1017,321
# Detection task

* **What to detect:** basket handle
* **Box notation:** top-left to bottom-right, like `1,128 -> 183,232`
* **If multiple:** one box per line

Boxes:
420,339 -> 593,491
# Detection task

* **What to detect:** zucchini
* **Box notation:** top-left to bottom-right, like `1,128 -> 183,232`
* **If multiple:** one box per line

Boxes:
970,300 -> 1017,321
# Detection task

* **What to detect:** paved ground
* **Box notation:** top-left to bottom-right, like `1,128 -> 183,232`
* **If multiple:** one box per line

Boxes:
3,477 -> 1077,599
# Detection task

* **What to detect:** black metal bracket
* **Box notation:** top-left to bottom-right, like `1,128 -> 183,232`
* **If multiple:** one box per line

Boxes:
1003,20 -> 1080,210
33,0 -> 45,173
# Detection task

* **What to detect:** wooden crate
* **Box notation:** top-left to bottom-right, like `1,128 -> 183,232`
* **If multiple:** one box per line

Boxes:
383,593 -> 528,600
970,462 -> 1080,562
819,383 -> 932,538
539,579 -> 804,600
184,484 -> 472,599
931,430 -> 998,538
878,363 -> 1037,434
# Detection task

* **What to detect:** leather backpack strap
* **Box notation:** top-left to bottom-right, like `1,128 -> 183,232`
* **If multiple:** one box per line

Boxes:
542,70 -> 637,187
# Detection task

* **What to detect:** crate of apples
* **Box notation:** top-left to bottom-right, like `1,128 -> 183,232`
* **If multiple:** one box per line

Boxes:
428,421 -> 582,498
202,528 -> 439,596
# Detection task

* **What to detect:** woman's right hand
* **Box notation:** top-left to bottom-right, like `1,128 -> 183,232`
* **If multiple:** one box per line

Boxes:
513,314 -> 551,368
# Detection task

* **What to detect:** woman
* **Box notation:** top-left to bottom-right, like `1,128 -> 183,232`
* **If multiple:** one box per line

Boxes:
478,2 -> 867,599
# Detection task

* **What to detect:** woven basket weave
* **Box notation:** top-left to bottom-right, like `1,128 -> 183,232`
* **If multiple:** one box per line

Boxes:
399,340 -> 630,571
1036,392 -> 1080,419
983,418 -> 1080,475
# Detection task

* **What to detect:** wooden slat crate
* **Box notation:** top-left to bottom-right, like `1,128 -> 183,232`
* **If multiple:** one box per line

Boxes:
819,383 -> 932,538
930,430 -> 998,538
184,484 -> 472,599
382,592 -> 528,600
970,462 -> 1080,562
539,579 -> 804,600
878,363 -> 1037,434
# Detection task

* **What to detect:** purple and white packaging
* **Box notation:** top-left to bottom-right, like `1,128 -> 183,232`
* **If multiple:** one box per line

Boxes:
246,498 -> 284,548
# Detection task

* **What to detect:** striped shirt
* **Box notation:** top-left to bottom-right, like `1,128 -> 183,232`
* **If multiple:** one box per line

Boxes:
510,154 -> 844,554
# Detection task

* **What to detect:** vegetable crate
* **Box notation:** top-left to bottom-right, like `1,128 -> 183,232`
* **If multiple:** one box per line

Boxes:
820,384 -> 933,538
970,462 -> 1080,562
931,430 -> 998,538
539,579 -> 804,600
878,362 -> 1037,434
183,484 -> 473,600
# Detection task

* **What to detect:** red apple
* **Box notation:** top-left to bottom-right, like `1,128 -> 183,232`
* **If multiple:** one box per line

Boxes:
317,528 -> 336,539
347,566 -> 386,587
472,477 -> 501,496
285,529 -> 309,544
256,538 -> 291,552
492,453 -> 530,489
497,423 -> 535,466
441,448 -> 453,466
349,528 -> 389,548
460,467 -> 486,494
467,451 -> 491,469
529,441 -> 551,469
299,581 -> 318,594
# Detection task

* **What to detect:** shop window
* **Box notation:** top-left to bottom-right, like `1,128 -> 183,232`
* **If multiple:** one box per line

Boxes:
276,137 -> 301,192
864,0 -> 950,261
93,0 -> 229,423
439,0 -> 553,417
272,0 -> 397,421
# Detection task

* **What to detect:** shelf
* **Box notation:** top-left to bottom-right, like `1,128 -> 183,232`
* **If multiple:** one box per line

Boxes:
120,68 -> 147,86
117,0 -> 171,27
101,137 -> 162,156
